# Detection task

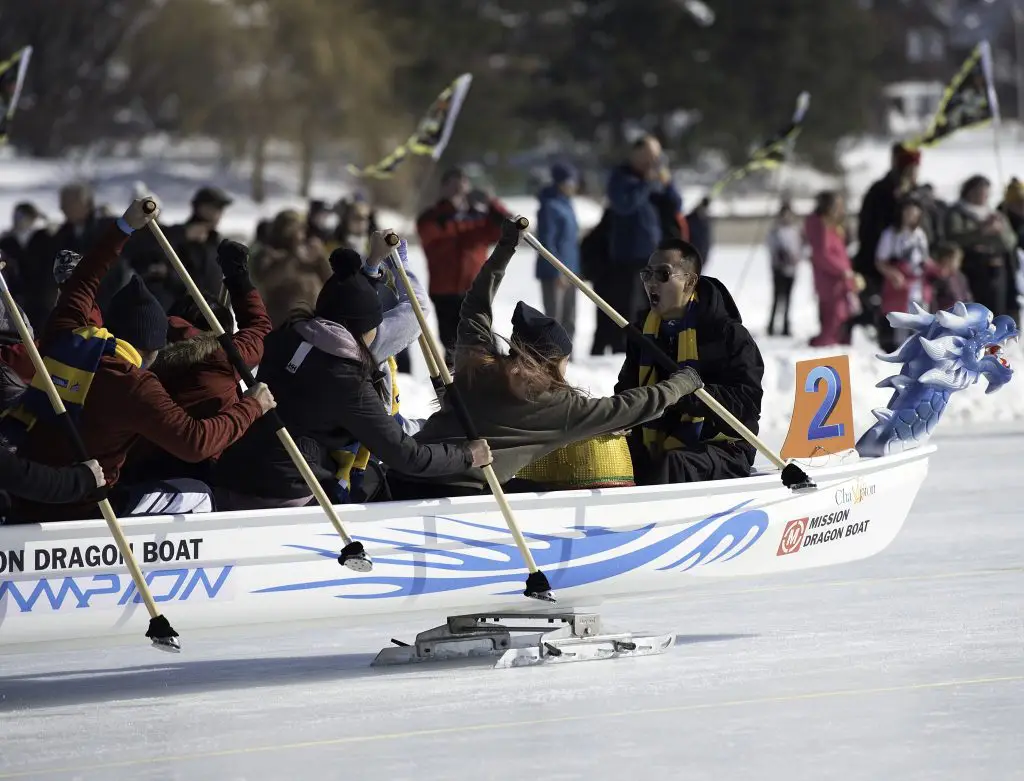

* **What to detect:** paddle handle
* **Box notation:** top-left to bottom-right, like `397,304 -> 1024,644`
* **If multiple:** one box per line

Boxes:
522,228 -> 789,473
147,209 -> 355,546
145,205 -> 226,339
383,231 -> 540,574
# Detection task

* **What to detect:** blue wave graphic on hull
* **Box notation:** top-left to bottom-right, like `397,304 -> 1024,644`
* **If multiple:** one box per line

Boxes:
255,501 -> 769,599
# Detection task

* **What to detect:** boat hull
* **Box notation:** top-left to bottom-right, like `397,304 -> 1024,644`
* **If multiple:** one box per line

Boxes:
0,446 -> 932,650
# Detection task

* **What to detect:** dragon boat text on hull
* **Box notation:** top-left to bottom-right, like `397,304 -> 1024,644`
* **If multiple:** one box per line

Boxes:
0,446 -> 931,650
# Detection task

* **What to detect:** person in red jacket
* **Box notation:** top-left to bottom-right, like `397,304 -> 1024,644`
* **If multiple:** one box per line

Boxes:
121,238 -> 273,483
5,198 -> 276,522
416,166 -> 509,365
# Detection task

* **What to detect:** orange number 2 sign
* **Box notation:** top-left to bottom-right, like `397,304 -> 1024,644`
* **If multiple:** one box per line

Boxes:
780,355 -> 855,460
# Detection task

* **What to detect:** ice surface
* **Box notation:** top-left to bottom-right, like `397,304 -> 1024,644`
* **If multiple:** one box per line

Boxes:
1,429 -> 1022,781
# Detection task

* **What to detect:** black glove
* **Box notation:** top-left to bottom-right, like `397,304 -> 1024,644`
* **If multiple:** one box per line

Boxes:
217,239 -> 249,277
498,217 -> 521,248
217,239 -> 251,289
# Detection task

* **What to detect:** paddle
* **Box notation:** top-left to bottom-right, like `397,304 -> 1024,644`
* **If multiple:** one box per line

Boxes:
521,227 -> 816,491
0,265 -> 180,651
141,199 -> 372,571
384,228 -> 555,602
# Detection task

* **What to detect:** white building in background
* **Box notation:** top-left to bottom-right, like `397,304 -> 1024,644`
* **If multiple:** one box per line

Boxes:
882,81 -> 947,136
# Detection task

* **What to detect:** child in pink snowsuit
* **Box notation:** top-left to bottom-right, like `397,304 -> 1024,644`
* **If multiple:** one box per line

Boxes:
805,191 -> 857,347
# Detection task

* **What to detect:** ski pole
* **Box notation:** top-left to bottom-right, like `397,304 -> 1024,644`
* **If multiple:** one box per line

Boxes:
141,199 -> 372,571
384,228 -> 555,602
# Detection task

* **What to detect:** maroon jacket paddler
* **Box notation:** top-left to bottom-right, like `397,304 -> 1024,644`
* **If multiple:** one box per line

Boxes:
11,211 -> 267,522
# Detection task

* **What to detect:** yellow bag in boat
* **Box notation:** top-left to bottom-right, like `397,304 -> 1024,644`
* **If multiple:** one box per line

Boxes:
515,434 -> 634,490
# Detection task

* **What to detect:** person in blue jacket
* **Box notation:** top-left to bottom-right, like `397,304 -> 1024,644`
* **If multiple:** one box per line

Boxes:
594,134 -> 683,354
534,162 -> 580,353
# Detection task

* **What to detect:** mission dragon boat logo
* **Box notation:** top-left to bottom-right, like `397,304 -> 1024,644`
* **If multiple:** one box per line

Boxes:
776,508 -> 870,557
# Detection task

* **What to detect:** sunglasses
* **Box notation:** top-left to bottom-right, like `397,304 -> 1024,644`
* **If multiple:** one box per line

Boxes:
640,266 -> 680,283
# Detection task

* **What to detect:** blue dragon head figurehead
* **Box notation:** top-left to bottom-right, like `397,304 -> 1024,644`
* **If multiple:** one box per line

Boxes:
855,301 -> 1018,458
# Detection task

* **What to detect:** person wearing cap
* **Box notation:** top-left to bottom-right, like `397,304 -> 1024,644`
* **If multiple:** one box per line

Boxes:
212,245 -> 490,510
614,237 -> 763,485
853,143 -> 922,333
534,161 -> 580,353
387,217 -> 704,501
127,185 -> 233,310
416,166 -> 510,366
3,198 -> 276,523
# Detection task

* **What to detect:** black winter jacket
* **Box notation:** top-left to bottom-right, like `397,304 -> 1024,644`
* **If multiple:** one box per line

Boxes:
214,317 -> 473,499
0,449 -> 97,518
614,276 -> 764,473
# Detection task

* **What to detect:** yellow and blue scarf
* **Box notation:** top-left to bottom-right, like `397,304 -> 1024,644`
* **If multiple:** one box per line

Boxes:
330,355 -> 402,502
638,295 -> 737,458
1,326 -> 142,447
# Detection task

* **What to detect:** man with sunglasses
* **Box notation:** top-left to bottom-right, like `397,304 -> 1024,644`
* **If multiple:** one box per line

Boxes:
614,238 -> 764,484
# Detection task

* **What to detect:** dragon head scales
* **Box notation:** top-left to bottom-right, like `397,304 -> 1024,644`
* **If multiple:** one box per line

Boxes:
855,301 -> 1018,458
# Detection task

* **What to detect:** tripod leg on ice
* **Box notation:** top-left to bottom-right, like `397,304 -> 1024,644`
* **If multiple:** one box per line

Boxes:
372,611 -> 675,669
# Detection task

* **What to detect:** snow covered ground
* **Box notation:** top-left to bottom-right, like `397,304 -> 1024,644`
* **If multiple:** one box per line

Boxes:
1,429 -> 1021,780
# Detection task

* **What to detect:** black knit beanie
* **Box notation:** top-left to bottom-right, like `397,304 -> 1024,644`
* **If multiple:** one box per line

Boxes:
316,248 -> 383,334
511,301 -> 572,359
106,276 -> 168,352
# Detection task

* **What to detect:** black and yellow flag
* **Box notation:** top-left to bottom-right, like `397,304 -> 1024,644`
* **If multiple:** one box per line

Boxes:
347,73 -> 473,179
911,41 -> 998,148
709,91 -> 810,198
0,46 -> 32,144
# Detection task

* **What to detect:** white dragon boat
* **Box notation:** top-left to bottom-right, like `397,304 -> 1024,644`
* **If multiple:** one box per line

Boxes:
0,300 -> 1015,666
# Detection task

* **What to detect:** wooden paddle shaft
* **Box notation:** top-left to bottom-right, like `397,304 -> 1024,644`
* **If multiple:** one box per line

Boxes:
0,269 -> 162,619
417,333 -> 440,378
521,229 -> 787,471
384,235 -> 540,575
144,207 -> 356,546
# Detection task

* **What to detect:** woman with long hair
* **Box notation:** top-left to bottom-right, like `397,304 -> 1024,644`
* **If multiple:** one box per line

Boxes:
213,248 -> 490,510
386,217 -> 704,500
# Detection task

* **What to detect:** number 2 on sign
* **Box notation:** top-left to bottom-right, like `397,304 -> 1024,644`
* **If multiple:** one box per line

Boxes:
780,355 -> 854,460
805,365 -> 844,440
